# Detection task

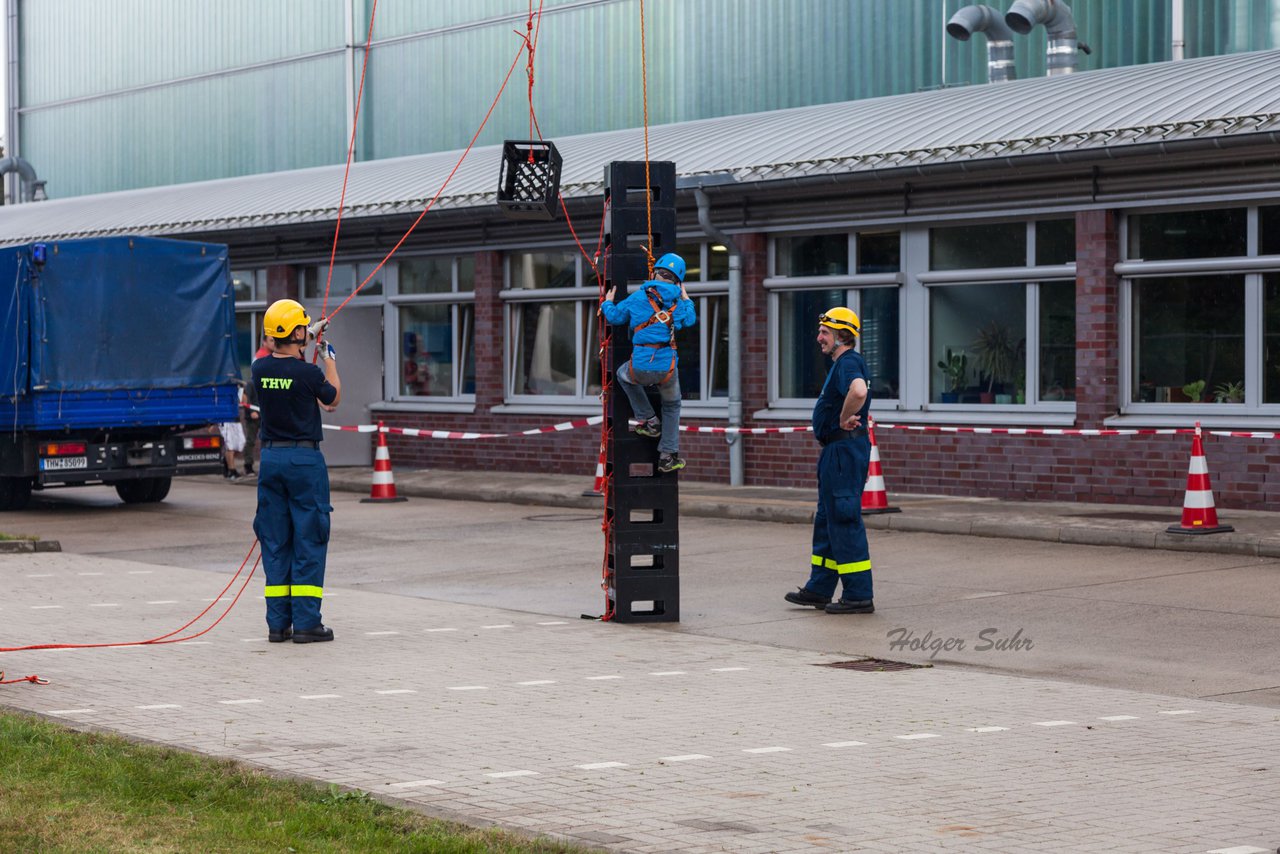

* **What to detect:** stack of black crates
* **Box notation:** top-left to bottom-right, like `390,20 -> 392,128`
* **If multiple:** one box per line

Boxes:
602,160 -> 680,623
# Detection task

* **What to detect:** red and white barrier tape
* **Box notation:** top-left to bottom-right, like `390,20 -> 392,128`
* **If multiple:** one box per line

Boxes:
323,415 -> 603,440
319,417 -> 1275,441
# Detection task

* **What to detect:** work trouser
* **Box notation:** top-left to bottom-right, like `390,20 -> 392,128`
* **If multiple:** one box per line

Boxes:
253,445 -> 332,631
617,360 -> 682,455
804,438 -> 873,602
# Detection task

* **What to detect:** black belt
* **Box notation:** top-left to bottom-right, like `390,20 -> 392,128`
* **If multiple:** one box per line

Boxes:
263,440 -> 319,449
818,427 -> 867,447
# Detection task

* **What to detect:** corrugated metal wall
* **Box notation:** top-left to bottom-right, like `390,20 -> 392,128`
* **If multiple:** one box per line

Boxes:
11,0 -> 1280,198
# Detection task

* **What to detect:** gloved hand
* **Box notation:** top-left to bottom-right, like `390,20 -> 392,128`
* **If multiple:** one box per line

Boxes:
317,341 -> 336,362
308,317 -> 330,340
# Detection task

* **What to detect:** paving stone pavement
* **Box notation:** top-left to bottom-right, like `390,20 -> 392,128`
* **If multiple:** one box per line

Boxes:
2,552 -> 1278,853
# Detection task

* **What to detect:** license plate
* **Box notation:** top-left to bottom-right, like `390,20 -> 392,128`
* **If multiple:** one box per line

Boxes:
41,456 -> 88,471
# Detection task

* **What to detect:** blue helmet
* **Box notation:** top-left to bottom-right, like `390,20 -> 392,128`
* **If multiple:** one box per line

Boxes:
653,252 -> 687,283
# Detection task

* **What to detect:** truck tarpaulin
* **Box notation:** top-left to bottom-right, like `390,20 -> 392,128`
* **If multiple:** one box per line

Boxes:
2,236 -> 238,393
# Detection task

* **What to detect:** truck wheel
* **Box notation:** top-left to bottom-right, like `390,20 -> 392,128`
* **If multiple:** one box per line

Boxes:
116,477 -> 174,504
0,477 -> 33,511
116,479 -> 156,504
147,477 -> 172,502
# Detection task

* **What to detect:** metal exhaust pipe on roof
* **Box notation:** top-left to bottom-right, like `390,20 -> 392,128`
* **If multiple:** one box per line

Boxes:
0,155 -> 43,203
946,5 -> 1017,83
1005,0 -> 1091,75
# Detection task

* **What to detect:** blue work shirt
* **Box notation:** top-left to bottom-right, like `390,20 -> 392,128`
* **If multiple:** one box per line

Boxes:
812,348 -> 871,444
252,355 -> 338,443
600,280 -> 696,373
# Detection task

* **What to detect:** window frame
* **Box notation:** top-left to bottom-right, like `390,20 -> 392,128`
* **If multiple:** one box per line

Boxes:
501,252 -> 600,407
766,229 -> 905,412
500,243 -> 732,414
385,255 -> 477,406
1116,203 -> 1280,420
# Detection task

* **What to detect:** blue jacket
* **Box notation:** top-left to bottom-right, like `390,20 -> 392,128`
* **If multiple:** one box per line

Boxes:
600,280 -> 696,373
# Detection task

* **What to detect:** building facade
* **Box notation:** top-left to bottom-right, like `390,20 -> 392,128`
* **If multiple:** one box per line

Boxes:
2,6 -> 1280,511
5,0 -> 1277,200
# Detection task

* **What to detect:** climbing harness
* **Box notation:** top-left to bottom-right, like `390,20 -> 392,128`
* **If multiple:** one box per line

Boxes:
632,287 -> 679,384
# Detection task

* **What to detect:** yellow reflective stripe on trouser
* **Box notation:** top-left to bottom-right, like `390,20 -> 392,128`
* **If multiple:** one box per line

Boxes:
264,585 -> 323,598
812,555 -> 872,574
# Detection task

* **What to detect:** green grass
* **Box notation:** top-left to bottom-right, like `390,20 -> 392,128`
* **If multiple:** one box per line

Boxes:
0,710 -> 587,853
0,532 -> 38,542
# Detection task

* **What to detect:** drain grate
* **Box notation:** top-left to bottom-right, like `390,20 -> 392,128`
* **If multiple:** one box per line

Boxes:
522,513 -> 601,523
818,658 -> 930,672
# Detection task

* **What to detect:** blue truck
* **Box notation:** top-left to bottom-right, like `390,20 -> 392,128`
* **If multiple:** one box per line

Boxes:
0,236 -> 241,510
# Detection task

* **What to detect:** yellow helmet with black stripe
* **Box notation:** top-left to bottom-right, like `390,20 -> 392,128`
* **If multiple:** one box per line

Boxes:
818,306 -> 860,336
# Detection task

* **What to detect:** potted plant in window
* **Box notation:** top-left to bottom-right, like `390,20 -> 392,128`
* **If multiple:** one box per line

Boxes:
1180,379 -> 1206,403
1213,380 -> 1244,403
936,348 -> 968,403
972,321 -> 1017,404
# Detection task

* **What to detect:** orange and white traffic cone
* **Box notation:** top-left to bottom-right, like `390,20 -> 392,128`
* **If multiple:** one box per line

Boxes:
582,439 -> 607,497
1166,422 -> 1231,534
862,418 -> 900,515
361,421 -> 408,504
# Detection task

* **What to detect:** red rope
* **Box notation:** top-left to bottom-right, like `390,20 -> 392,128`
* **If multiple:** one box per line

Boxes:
321,0 -> 380,323
0,542 -> 261,656
522,1 -> 546,146
596,193 -> 615,621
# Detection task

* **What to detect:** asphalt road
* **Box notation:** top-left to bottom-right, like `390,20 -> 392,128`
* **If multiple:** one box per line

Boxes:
6,476 -> 1279,708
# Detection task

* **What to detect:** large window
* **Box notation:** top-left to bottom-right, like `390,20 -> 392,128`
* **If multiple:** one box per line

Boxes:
769,231 -> 902,404
671,243 -> 729,404
1122,206 -> 1280,412
505,245 -> 729,406
924,220 -> 1076,408
506,251 -> 599,401
930,283 -> 1026,403
778,288 -> 846,400
390,256 -> 475,400
1131,276 -> 1242,403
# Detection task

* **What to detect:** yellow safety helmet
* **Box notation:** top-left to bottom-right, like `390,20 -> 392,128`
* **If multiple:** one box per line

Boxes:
263,299 -> 311,339
818,306 -> 860,336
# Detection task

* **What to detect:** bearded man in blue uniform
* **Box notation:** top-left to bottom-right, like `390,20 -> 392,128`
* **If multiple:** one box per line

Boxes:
784,306 -> 875,615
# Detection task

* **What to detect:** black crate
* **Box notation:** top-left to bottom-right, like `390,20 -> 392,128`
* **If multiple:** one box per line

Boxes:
608,481 -> 680,535
610,573 -> 680,623
610,532 -> 680,576
496,140 -> 563,220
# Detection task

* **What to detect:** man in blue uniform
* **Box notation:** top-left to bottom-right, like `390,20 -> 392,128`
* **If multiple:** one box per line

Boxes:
600,252 -> 696,473
784,306 -> 875,614
252,299 -> 341,643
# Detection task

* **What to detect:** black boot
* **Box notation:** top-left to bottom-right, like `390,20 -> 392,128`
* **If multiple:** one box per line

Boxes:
825,599 -> 875,614
268,626 -> 293,643
292,624 -> 334,644
784,588 -> 831,609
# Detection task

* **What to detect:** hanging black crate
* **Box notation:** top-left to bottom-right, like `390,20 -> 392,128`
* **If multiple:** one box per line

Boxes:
496,140 -> 563,220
